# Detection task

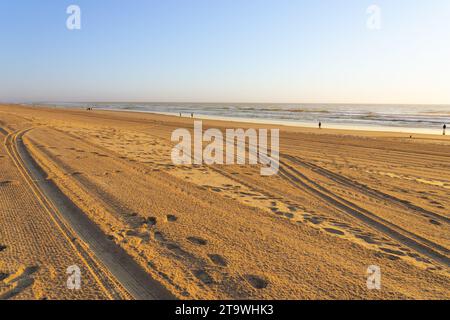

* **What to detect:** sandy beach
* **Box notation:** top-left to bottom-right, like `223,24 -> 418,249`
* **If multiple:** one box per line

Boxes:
0,104 -> 449,300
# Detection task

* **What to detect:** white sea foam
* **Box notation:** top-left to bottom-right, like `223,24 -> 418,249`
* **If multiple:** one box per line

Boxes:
35,102 -> 450,134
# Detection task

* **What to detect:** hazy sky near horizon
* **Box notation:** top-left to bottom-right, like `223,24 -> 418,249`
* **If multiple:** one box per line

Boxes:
1,0 -> 449,104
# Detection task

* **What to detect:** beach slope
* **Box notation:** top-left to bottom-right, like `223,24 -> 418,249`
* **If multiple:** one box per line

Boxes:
0,104 -> 448,299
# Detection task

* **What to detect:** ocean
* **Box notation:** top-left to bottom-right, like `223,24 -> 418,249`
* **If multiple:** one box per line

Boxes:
37,102 -> 450,134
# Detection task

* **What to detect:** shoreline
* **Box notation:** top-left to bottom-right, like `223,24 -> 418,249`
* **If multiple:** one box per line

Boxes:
150,110 -> 446,135
17,103 -> 450,137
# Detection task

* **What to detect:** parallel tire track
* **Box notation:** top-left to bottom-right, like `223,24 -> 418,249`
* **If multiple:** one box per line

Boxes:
4,128 -> 127,300
284,154 -> 450,225
278,157 -> 450,268
45,126 -> 450,268
4,127 -> 175,300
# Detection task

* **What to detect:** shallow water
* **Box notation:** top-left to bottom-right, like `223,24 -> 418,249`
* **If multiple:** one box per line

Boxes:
37,102 -> 450,134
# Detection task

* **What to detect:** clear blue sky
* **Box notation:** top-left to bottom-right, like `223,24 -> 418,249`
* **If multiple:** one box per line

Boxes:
1,0 -> 449,104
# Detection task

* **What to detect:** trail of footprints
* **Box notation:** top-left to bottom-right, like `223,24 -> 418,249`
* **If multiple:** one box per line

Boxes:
89,131 -> 448,272
199,179 -> 440,270
300,208 -> 439,267
109,213 -> 269,296
58,128 -> 443,285
112,153 -> 441,273
27,132 -> 271,296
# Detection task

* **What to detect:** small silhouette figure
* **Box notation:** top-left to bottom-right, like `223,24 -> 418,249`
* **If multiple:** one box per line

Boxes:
179,113 -> 182,117
318,122 -> 322,129
444,124 -> 447,136
191,113 -> 194,118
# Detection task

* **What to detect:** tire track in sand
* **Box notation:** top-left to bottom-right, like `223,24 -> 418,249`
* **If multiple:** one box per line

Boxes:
284,154 -> 450,225
3,128 -> 175,300
202,133 -> 449,268
277,157 -> 450,268
49,126 -> 450,269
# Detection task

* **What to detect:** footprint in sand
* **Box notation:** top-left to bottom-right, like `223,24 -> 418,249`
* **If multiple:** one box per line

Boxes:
144,217 -> 157,226
193,270 -> 213,285
165,243 -> 187,256
380,247 -> 406,257
0,272 -> 9,281
304,216 -> 323,225
331,222 -> 350,228
429,219 -> 441,226
324,228 -> 345,236
0,265 -> 39,300
166,215 -> 178,222
0,180 -> 20,187
208,254 -> 227,267
187,237 -> 208,246
0,277 -> 35,300
270,207 -> 285,217
0,244 -> 6,252
355,234 -> 379,245
153,231 -> 165,242
245,275 -> 268,289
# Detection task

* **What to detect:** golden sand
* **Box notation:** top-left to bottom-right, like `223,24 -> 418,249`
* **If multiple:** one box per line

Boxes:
0,104 -> 448,300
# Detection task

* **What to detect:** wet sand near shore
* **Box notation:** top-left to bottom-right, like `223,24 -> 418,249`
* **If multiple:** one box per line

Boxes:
0,104 -> 449,299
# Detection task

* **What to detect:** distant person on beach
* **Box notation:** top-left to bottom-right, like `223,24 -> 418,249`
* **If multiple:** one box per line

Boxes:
179,113 -> 182,117
318,122 -> 322,129
444,124 -> 447,136
191,113 -> 194,118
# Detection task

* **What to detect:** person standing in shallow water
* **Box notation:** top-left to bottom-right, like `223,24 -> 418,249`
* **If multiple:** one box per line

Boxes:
318,122 -> 322,129
444,124 -> 447,136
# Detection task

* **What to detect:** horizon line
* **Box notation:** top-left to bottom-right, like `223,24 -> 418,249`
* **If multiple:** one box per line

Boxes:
5,101 -> 450,107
